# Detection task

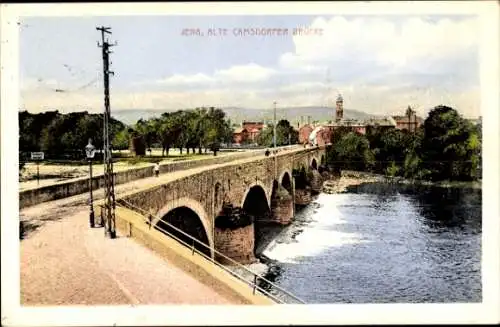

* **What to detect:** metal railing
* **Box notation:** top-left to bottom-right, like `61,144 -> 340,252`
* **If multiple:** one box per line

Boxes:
112,199 -> 305,304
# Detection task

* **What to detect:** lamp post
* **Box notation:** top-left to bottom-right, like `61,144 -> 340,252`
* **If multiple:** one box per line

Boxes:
85,138 -> 96,228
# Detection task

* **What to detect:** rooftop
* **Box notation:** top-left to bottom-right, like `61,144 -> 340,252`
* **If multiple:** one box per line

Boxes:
233,127 -> 247,134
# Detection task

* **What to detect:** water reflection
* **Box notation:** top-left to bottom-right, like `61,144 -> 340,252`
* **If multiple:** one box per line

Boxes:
347,182 -> 482,233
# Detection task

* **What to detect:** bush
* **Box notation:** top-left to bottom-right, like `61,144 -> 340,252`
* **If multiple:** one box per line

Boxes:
386,161 -> 400,177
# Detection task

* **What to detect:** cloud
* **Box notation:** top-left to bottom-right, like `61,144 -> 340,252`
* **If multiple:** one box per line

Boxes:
157,73 -> 214,86
21,16 -> 480,119
280,16 -> 478,74
214,63 -> 276,83
149,63 -> 276,89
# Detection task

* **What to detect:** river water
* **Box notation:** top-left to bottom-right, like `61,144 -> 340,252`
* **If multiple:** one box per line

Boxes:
260,182 -> 482,304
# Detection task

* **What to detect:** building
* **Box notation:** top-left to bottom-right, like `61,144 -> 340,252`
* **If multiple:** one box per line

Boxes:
242,121 -> 264,142
232,121 -> 265,144
335,94 -> 344,122
298,94 -> 398,144
298,124 -> 314,144
308,126 -> 332,146
232,127 -> 249,144
392,106 -> 424,132
325,119 -> 369,135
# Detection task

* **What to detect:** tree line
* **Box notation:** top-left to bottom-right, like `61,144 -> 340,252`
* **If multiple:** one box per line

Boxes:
255,119 -> 299,147
122,107 -> 233,156
19,110 -> 125,159
325,105 -> 482,182
19,106 -> 234,159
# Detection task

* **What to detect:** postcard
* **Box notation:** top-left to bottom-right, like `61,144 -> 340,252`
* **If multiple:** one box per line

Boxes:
1,1 -> 499,326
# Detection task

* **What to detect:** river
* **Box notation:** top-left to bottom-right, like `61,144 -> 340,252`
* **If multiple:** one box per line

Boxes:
259,182 -> 482,303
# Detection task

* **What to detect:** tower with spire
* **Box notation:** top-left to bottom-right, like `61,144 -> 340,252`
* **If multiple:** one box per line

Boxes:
335,93 -> 344,122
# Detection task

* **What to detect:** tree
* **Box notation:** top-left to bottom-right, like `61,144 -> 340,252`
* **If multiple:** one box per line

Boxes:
158,112 -> 181,156
256,127 -> 273,147
19,111 -> 126,160
19,110 -> 60,152
256,119 -> 298,147
134,118 -> 157,153
113,128 -> 130,151
421,105 -> 480,181
276,119 -> 299,145
326,131 -> 375,171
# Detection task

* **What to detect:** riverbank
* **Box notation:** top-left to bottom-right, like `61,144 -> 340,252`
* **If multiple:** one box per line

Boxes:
323,170 -> 481,194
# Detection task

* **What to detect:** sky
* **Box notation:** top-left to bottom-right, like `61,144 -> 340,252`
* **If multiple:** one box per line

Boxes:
19,14 -> 480,118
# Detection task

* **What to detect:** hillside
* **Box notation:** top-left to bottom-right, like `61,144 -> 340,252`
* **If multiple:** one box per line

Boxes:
111,106 -> 376,126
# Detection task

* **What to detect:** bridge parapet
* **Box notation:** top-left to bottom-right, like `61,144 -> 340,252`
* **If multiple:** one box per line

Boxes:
115,145 -> 327,266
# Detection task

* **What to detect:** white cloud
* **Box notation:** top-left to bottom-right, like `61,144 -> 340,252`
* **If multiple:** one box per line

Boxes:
214,63 -> 276,83
150,63 -> 276,88
21,16 -> 480,119
157,73 -> 214,86
280,16 -> 478,73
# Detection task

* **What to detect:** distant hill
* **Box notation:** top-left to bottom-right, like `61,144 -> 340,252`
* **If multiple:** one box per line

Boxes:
112,106 -> 376,126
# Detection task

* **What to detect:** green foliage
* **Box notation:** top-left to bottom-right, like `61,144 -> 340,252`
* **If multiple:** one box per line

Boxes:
130,106 -> 232,156
19,106 -> 232,159
256,119 -> 298,147
386,161 -> 400,177
421,105 -> 480,181
19,110 -> 126,159
327,131 -> 374,171
325,105 -> 481,182
113,129 -> 130,150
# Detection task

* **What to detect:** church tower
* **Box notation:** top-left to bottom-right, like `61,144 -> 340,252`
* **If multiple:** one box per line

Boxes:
335,94 -> 344,122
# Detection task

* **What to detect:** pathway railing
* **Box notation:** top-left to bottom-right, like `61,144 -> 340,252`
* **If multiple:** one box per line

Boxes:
109,199 -> 306,304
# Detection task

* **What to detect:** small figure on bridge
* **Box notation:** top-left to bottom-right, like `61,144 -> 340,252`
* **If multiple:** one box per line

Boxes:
265,149 -> 270,157
153,162 -> 160,177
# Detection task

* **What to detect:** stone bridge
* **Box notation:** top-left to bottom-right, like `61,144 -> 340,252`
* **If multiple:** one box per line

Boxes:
117,145 -> 329,264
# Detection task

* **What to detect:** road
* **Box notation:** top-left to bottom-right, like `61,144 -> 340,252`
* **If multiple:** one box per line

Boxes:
20,145 -> 302,237
20,145 -> 303,305
19,149 -> 243,191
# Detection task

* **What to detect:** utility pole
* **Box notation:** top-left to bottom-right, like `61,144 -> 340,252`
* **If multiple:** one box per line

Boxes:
97,26 -> 117,239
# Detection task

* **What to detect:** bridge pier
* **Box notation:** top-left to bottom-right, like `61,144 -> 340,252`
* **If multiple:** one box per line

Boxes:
214,225 -> 257,265
213,204 -> 257,265
294,187 -> 312,206
270,185 -> 293,225
310,170 -> 323,194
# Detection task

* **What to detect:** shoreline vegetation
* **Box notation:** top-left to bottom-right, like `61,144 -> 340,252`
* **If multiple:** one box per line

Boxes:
324,106 -> 481,185
323,170 -> 481,194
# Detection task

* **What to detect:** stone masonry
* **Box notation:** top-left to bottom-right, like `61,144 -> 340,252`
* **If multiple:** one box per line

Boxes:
270,185 -> 294,225
119,146 -> 327,263
214,224 -> 257,265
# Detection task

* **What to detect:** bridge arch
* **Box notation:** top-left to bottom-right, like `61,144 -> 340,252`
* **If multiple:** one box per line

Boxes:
293,165 -> 309,189
279,170 -> 293,194
241,182 -> 271,218
154,197 -> 213,257
310,157 -> 318,170
240,180 -> 270,208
